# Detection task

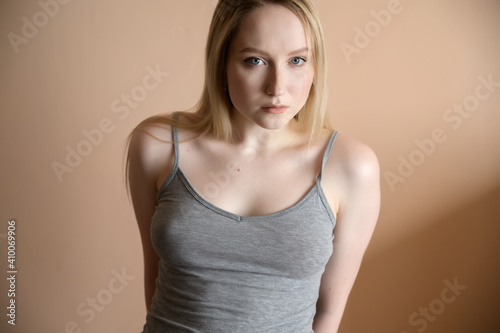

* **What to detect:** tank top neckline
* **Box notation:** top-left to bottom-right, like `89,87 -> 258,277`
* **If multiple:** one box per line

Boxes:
156,113 -> 339,222
175,166 -> 325,222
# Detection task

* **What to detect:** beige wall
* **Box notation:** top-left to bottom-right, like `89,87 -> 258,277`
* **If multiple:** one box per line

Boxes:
1,0 -> 499,332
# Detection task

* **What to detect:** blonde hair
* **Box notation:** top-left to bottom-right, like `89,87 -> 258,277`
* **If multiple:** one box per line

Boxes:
124,0 -> 331,194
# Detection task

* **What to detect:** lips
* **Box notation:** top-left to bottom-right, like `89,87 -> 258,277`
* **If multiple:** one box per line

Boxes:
261,104 -> 288,114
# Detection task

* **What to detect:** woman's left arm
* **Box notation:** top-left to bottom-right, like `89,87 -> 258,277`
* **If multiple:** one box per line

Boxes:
313,137 -> 381,333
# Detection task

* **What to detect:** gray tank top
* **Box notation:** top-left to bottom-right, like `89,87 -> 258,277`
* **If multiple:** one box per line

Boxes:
143,123 -> 339,333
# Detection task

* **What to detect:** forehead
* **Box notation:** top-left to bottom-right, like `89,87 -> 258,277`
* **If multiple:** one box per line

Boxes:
230,3 -> 309,53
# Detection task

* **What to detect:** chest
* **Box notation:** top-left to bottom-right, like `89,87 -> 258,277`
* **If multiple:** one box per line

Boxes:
175,140 -> 323,217
151,179 -> 335,279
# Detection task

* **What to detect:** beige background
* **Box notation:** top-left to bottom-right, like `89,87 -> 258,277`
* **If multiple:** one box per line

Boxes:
1,0 -> 499,332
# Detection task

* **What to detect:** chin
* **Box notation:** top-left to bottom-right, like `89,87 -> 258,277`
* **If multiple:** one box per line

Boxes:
257,114 -> 295,130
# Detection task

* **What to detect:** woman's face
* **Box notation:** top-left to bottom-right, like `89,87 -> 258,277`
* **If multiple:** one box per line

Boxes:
226,3 -> 315,130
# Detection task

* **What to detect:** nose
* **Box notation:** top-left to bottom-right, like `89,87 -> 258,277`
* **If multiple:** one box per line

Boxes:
266,65 -> 284,96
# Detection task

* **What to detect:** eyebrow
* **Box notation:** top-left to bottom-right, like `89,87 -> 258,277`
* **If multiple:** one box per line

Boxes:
238,47 -> 309,56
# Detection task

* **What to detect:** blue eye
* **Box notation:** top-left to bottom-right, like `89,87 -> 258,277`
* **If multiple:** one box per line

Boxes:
291,57 -> 306,66
245,57 -> 264,66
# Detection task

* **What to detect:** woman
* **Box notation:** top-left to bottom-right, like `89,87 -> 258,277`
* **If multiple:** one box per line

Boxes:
126,0 -> 380,332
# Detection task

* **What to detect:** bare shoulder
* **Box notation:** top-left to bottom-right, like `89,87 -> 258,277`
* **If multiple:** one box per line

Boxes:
127,118 -> 175,189
128,113 -> 201,189
330,132 -> 379,180
322,132 -> 380,204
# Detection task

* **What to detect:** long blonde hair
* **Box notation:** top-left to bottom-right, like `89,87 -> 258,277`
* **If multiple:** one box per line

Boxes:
124,0 -> 331,194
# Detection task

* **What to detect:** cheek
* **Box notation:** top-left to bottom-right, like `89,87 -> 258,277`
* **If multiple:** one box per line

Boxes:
232,75 -> 258,94
289,70 -> 314,101
227,68 -> 262,103
232,66 -> 262,88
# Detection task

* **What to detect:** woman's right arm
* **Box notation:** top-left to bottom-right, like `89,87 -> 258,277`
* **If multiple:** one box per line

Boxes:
127,125 -> 174,310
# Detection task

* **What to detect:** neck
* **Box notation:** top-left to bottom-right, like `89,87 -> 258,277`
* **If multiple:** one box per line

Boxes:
228,109 -> 303,156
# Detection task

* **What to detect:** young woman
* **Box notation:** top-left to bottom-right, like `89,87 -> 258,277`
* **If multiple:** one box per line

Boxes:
126,0 -> 380,332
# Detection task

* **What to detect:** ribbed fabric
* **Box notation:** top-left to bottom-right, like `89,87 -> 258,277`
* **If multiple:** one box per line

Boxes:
142,122 -> 339,333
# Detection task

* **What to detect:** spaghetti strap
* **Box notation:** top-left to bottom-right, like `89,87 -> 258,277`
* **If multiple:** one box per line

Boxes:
154,112 -> 181,201
171,112 -> 180,170
317,131 -> 339,183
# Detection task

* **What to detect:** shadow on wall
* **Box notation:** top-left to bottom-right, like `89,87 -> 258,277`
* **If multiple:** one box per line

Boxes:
340,186 -> 500,333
